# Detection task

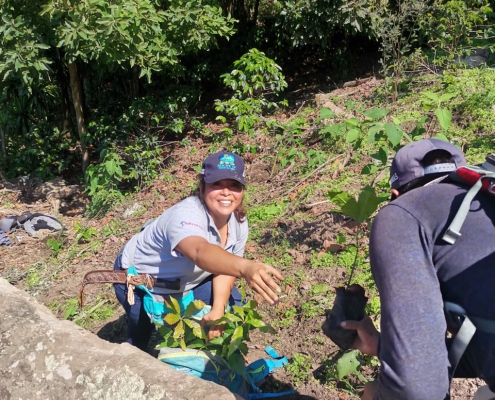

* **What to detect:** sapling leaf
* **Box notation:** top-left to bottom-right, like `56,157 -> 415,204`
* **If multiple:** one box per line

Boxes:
346,128 -> 360,143
435,132 -> 449,141
157,321 -> 173,338
341,197 -> 359,222
184,318 -> 205,339
173,320 -> 185,339
384,123 -> 403,146
164,313 -> 181,326
344,118 -> 360,127
208,336 -> 224,345
228,325 -> 244,358
232,305 -> 246,317
363,108 -> 389,120
435,108 -> 452,130
439,93 -> 457,103
163,296 -> 179,314
245,299 -> 258,309
259,325 -> 277,334
370,146 -> 388,165
356,186 -> 381,223
180,338 -> 187,351
247,318 -> 265,328
327,191 -> 353,209
183,300 -> 205,317
319,107 -> 336,120
366,124 -> 383,144
187,339 -> 206,349
361,164 -> 379,175
238,342 -> 249,355
336,350 -> 361,380
227,352 -> 247,377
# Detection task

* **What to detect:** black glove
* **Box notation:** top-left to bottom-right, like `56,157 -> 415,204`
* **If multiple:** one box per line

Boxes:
322,284 -> 368,350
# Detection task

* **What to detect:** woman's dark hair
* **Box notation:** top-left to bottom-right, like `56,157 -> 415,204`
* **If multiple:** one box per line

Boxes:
391,149 -> 455,200
194,176 -> 246,223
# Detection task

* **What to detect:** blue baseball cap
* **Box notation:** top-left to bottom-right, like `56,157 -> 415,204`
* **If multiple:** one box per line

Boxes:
390,139 -> 466,190
201,151 -> 246,185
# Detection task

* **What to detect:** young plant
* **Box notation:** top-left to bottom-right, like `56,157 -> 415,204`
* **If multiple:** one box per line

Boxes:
326,186 -> 389,286
420,91 -> 457,138
285,352 -> 312,387
215,48 -> 288,141
157,299 -> 276,377
74,221 -> 98,244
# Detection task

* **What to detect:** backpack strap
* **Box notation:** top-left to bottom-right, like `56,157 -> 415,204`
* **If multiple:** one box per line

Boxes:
246,347 -> 296,399
443,167 -> 495,244
445,302 -> 495,383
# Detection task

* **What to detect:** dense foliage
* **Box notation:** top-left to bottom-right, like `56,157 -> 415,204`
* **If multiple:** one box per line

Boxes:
0,0 -> 493,210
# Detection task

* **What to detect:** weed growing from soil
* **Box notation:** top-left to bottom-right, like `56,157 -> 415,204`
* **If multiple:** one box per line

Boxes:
285,352 -> 312,387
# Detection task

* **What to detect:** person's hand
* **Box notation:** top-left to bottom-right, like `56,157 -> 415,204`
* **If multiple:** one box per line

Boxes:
240,262 -> 283,305
341,314 -> 380,356
202,308 -> 225,341
361,380 -> 377,400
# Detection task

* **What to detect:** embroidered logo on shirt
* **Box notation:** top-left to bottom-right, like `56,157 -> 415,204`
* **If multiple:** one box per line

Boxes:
180,221 -> 205,231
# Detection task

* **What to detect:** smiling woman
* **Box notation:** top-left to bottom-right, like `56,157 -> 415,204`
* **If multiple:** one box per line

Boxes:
113,151 -> 283,351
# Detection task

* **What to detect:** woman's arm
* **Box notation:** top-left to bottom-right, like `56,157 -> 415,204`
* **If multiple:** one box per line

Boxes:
202,274 -> 236,340
175,236 -> 282,305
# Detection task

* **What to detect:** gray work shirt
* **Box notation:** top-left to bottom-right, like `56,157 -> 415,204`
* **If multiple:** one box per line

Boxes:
121,196 -> 248,294
370,182 -> 495,400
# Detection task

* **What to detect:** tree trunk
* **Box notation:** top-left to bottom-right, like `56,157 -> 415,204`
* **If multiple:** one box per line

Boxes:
131,65 -> 140,98
58,62 -> 72,134
252,0 -> 260,26
68,61 -> 89,174
0,126 -> 5,158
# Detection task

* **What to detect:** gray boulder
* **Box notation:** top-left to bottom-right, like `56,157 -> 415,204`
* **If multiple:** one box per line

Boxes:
0,278 -> 239,400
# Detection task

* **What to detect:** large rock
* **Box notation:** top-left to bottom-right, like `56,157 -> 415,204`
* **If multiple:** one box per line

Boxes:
0,278 -> 238,400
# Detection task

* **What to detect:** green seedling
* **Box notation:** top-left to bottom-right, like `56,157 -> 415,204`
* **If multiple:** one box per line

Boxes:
286,352 -> 312,387
157,299 -> 276,377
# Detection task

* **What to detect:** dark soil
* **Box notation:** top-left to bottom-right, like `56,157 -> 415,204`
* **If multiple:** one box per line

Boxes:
0,79 -> 485,399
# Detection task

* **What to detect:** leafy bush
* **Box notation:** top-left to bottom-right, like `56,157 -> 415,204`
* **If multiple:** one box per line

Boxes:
84,149 -> 125,217
215,48 -> 288,144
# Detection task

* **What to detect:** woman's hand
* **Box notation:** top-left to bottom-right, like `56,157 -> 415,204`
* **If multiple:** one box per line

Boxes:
340,314 -> 380,356
240,262 -> 283,305
202,308 -> 225,341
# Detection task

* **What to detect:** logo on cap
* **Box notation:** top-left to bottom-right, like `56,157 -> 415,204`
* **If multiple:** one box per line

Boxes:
390,173 -> 399,184
217,154 -> 236,171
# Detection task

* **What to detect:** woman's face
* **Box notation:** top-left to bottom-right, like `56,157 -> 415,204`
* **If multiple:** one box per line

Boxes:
202,179 -> 244,223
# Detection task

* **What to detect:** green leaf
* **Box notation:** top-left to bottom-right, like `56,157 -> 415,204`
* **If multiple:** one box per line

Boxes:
344,118 -> 360,127
227,352 -> 246,377
341,197 -> 360,222
366,124 -> 383,144
319,107 -> 336,119
173,320 -> 185,339
166,296 -> 181,314
434,132 -> 449,141
439,93 -> 457,103
355,186 -> 381,223
370,146 -> 388,165
163,313 -> 180,326
345,128 -> 360,143
184,300 -> 205,317
435,108 -> 452,130
363,108 -> 389,120
326,191 -> 353,209
384,123 -> 403,146
336,350 -> 361,380
184,318 -> 205,339
228,325 -> 244,357
361,164 -> 379,175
